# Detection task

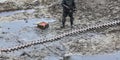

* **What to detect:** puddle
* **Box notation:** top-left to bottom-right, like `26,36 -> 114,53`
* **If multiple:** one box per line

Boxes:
43,52 -> 120,60
0,0 -> 6,3
43,56 -> 61,60
0,9 -> 35,17
68,52 -> 120,60
0,18 -> 55,48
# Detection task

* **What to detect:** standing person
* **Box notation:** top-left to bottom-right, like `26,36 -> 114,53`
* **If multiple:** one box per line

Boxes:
61,0 -> 76,28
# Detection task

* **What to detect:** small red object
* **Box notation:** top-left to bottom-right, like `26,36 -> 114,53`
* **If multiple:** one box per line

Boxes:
37,22 -> 49,29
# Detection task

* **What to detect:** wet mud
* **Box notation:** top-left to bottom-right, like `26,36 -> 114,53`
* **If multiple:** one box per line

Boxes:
0,0 -> 120,60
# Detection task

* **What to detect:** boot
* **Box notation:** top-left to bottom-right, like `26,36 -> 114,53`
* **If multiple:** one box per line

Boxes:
60,24 -> 65,28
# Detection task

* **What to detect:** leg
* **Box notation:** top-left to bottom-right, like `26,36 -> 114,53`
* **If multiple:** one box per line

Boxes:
69,12 -> 74,28
61,11 -> 68,28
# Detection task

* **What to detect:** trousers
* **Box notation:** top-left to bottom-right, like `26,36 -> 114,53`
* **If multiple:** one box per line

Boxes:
62,9 -> 74,27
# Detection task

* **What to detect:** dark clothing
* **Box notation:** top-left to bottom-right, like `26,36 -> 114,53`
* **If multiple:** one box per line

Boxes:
62,0 -> 76,11
62,10 -> 74,27
61,0 -> 76,28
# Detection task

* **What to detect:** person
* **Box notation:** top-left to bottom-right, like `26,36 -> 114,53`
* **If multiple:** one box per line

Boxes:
61,0 -> 76,28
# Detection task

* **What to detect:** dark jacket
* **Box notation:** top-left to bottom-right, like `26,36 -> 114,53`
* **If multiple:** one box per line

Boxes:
61,0 -> 76,10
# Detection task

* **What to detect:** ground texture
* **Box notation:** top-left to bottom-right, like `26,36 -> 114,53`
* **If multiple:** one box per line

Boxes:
0,0 -> 120,60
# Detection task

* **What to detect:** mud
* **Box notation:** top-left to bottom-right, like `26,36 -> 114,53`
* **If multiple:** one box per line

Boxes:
0,0 -> 120,60
0,9 -> 35,17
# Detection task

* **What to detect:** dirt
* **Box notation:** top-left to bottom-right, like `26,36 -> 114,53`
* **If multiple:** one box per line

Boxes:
0,0 -> 120,60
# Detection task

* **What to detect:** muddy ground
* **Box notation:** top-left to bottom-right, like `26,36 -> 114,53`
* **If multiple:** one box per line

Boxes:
0,0 -> 120,60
